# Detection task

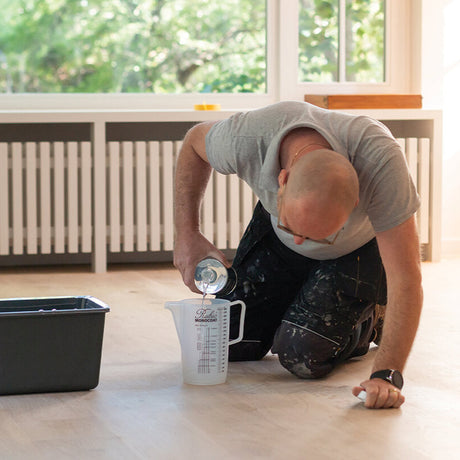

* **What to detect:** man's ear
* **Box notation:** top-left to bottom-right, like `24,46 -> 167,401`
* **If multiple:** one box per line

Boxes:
278,169 -> 288,187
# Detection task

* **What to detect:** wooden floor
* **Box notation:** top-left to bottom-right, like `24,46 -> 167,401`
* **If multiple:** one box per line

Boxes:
0,258 -> 459,460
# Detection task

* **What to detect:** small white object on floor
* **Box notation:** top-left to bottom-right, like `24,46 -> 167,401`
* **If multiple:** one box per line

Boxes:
357,390 -> 367,402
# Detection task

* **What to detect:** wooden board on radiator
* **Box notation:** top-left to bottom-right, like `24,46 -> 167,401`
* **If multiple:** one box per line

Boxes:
304,94 -> 423,109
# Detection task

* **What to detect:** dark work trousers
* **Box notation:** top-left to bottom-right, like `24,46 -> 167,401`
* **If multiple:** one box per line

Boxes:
218,202 -> 387,379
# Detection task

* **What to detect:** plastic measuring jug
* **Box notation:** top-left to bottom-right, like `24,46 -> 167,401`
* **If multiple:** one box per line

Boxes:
165,298 -> 246,385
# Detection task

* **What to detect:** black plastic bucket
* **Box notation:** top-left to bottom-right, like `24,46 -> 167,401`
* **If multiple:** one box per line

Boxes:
0,296 -> 110,395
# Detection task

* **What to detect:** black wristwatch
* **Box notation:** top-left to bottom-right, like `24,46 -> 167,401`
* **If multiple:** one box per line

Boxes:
370,369 -> 404,389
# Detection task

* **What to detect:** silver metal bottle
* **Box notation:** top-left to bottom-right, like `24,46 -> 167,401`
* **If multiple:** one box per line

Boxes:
194,258 -> 237,295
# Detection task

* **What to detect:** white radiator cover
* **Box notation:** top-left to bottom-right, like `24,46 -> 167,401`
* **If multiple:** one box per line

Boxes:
0,108 -> 443,270
107,140 -> 257,254
0,136 -> 429,260
0,139 -> 257,258
0,141 -> 93,256
397,137 -> 431,245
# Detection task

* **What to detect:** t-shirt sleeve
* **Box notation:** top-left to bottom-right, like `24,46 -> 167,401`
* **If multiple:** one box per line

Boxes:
205,112 -> 267,186
205,118 -> 238,175
365,147 -> 421,233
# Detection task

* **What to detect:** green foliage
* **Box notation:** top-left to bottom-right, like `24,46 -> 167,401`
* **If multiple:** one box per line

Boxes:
345,0 -> 385,82
0,0 -> 266,93
0,0 -> 385,93
298,0 -> 339,82
298,0 -> 385,83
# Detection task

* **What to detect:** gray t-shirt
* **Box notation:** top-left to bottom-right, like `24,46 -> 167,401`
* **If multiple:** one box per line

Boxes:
206,101 -> 420,260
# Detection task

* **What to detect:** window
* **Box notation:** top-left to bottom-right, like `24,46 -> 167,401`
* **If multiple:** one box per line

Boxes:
280,0 -> 415,101
298,0 -> 385,83
0,0 -> 416,110
0,0 -> 266,94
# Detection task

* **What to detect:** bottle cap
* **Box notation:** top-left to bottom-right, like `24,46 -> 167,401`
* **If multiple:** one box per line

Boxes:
194,258 -> 237,295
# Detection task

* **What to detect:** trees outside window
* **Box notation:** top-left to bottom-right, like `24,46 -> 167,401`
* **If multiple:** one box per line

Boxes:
0,0 -> 266,94
0,0 -> 414,109
298,0 -> 385,83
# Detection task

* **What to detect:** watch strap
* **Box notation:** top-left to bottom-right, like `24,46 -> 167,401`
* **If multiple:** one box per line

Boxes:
370,369 -> 404,389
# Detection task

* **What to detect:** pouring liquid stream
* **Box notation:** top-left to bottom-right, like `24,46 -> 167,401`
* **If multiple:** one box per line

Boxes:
201,283 -> 209,307
196,266 -> 216,307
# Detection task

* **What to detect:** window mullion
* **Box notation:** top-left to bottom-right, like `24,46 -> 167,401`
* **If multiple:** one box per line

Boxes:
278,0 -> 299,100
338,0 -> 347,82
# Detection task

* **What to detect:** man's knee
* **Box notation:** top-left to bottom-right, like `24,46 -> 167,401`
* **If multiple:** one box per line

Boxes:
271,321 -> 341,379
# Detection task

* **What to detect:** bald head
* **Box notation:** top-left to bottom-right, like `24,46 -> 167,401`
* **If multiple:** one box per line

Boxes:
281,149 -> 359,240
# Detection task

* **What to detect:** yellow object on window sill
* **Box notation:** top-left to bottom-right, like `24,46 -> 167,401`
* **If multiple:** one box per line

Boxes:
194,104 -> 221,111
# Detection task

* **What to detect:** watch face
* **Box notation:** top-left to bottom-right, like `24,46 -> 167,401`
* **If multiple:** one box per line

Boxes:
391,370 -> 404,389
371,369 -> 404,389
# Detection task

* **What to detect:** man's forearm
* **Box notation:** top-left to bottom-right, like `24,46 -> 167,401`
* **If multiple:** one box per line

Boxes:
373,217 -> 423,374
173,122 -> 226,291
174,149 -> 211,234
174,125 -> 213,236
372,282 -> 423,373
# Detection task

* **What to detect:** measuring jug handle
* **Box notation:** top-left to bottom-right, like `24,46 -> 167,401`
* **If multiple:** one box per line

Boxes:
228,300 -> 246,346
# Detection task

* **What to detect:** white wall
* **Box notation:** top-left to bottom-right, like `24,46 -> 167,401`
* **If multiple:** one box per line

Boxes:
421,0 -> 460,256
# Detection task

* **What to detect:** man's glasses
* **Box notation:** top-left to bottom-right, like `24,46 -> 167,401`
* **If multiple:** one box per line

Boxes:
276,217 -> 342,245
277,184 -> 343,245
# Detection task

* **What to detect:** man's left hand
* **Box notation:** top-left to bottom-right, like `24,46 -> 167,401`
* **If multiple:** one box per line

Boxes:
352,378 -> 405,409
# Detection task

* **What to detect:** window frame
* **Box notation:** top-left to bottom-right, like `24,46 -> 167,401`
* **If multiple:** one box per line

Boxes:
0,0 -> 418,111
279,0 -> 417,101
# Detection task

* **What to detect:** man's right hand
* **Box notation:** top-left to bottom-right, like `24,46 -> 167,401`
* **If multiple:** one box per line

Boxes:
174,231 -> 230,294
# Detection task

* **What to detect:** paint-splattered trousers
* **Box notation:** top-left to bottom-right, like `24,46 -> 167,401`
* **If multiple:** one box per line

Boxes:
219,202 -> 387,379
